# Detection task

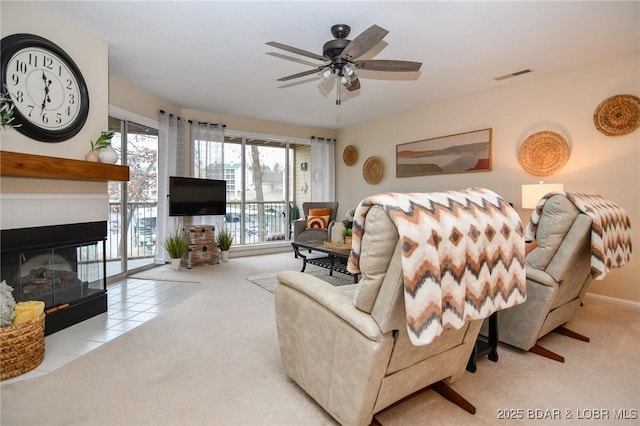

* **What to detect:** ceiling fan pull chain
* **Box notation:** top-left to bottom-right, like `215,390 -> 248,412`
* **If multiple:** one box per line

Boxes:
336,77 -> 341,106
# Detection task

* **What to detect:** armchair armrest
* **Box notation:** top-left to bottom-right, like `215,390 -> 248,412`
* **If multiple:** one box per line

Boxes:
526,266 -> 558,287
275,271 -> 387,342
292,219 -> 306,239
327,220 -> 337,241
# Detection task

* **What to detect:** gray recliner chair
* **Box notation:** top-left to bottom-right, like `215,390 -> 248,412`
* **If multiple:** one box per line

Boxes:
496,193 -> 629,362
275,204 -> 483,426
291,201 -> 338,243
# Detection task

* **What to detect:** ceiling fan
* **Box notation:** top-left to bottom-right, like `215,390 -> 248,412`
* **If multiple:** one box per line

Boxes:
266,24 -> 422,105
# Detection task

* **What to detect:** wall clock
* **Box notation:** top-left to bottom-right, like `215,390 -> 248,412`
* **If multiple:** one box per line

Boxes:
0,33 -> 89,142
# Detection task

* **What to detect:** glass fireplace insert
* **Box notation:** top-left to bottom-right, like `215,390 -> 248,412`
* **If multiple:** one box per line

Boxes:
1,221 -> 108,335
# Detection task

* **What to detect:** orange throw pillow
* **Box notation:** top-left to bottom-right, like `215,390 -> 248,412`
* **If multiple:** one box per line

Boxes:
305,208 -> 332,230
306,215 -> 330,230
308,208 -> 332,216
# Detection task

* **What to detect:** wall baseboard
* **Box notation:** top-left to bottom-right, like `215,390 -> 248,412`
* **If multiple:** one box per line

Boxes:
232,242 -> 290,258
584,292 -> 640,310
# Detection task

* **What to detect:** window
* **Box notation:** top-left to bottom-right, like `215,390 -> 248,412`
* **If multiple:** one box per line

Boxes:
192,131 -> 308,245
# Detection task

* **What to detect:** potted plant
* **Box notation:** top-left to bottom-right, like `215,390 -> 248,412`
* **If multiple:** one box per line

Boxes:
86,131 -> 116,163
342,227 -> 353,246
343,208 -> 356,229
216,228 -> 233,262
0,92 -> 20,130
163,229 -> 189,271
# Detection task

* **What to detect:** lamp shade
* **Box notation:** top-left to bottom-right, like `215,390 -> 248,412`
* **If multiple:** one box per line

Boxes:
521,183 -> 564,209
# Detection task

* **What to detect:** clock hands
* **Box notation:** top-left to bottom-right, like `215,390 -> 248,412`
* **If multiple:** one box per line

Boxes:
41,71 -> 52,113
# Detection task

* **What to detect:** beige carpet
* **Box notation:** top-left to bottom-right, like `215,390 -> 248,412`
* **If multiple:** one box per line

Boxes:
1,252 -> 639,426
247,267 -> 354,293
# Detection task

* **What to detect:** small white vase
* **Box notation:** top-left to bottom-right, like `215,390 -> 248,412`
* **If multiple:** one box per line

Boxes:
170,258 -> 181,271
220,250 -> 229,263
98,145 -> 118,164
84,150 -> 99,162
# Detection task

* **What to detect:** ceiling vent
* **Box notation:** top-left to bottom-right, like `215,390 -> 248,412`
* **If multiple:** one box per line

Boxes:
494,69 -> 533,81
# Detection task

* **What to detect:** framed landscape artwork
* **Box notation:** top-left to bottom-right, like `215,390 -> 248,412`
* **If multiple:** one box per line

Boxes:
396,128 -> 492,177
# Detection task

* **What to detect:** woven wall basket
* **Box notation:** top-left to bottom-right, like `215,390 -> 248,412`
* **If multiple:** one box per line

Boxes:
363,156 -> 383,184
0,313 -> 45,380
518,130 -> 570,177
343,145 -> 358,166
593,94 -> 640,136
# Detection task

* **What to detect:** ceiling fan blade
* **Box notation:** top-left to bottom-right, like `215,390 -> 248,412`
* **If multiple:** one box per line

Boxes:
340,25 -> 389,61
345,77 -> 361,92
276,66 -> 324,82
354,60 -> 422,72
266,41 -> 326,61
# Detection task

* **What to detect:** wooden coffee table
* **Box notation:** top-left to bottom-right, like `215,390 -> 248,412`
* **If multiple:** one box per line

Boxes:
291,241 -> 359,283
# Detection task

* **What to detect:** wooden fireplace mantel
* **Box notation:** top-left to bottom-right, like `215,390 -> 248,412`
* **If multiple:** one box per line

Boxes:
0,150 -> 129,182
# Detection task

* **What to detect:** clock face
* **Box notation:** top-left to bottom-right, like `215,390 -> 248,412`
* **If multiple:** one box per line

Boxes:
1,34 -> 89,143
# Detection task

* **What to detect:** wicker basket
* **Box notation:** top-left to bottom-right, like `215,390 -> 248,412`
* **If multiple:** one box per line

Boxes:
518,130 -> 570,176
593,94 -> 640,136
323,240 -> 352,251
0,313 -> 45,380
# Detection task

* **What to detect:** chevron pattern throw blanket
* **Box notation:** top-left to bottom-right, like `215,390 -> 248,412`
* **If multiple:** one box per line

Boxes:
525,192 -> 632,280
347,188 -> 526,346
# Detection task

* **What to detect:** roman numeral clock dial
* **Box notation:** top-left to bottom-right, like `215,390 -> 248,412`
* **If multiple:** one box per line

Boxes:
1,33 -> 89,142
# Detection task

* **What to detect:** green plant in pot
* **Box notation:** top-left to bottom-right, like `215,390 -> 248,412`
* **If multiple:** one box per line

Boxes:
216,228 -> 233,262
343,208 -> 356,228
0,92 -> 20,130
86,131 -> 115,162
342,227 -> 353,245
163,229 -> 189,271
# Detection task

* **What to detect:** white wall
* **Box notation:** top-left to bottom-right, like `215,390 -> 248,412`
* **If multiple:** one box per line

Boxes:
1,2 -> 110,228
337,54 -> 640,303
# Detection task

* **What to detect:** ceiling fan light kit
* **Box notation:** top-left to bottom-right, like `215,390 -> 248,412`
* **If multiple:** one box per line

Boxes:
267,24 -> 422,106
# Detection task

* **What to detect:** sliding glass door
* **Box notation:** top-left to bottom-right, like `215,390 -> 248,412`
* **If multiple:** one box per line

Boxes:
106,117 -> 159,278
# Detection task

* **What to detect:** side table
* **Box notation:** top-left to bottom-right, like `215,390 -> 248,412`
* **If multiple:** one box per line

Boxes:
181,225 -> 219,268
466,311 -> 498,373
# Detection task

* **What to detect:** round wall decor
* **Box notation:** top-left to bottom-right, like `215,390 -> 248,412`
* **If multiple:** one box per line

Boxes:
518,130 -> 570,177
343,145 -> 358,165
363,156 -> 383,184
593,94 -> 640,136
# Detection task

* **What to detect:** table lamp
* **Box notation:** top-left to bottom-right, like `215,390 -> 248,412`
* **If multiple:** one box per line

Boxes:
521,182 -> 564,209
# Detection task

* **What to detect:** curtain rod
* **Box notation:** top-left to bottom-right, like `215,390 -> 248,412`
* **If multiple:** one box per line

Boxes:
187,120 -> 226,128
158,109 -> 183,120
311,136 -> 336,142
158,110 -> 227,128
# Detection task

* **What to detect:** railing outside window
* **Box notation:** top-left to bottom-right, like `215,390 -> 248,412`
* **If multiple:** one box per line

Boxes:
225,201 -> 288,244
106,201 -> 289,261
106,202 -> 158,261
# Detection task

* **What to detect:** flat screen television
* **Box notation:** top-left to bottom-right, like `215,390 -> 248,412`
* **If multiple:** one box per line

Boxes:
169,176 -> 227,216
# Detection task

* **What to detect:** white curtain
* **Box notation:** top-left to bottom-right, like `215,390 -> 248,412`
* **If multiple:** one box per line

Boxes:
310,137 -> 336,201
155,111 -> 185,264
191,122 -> 224,179
190,121 -> 225,228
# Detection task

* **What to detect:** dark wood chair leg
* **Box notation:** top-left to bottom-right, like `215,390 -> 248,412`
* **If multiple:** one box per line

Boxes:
372,379 -> 476,424
431,380 -> 476,414
554,326 -> 590,342
529,344 -> 565,363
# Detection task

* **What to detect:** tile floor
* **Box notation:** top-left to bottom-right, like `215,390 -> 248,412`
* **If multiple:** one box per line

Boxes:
1,277 -> 202,385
